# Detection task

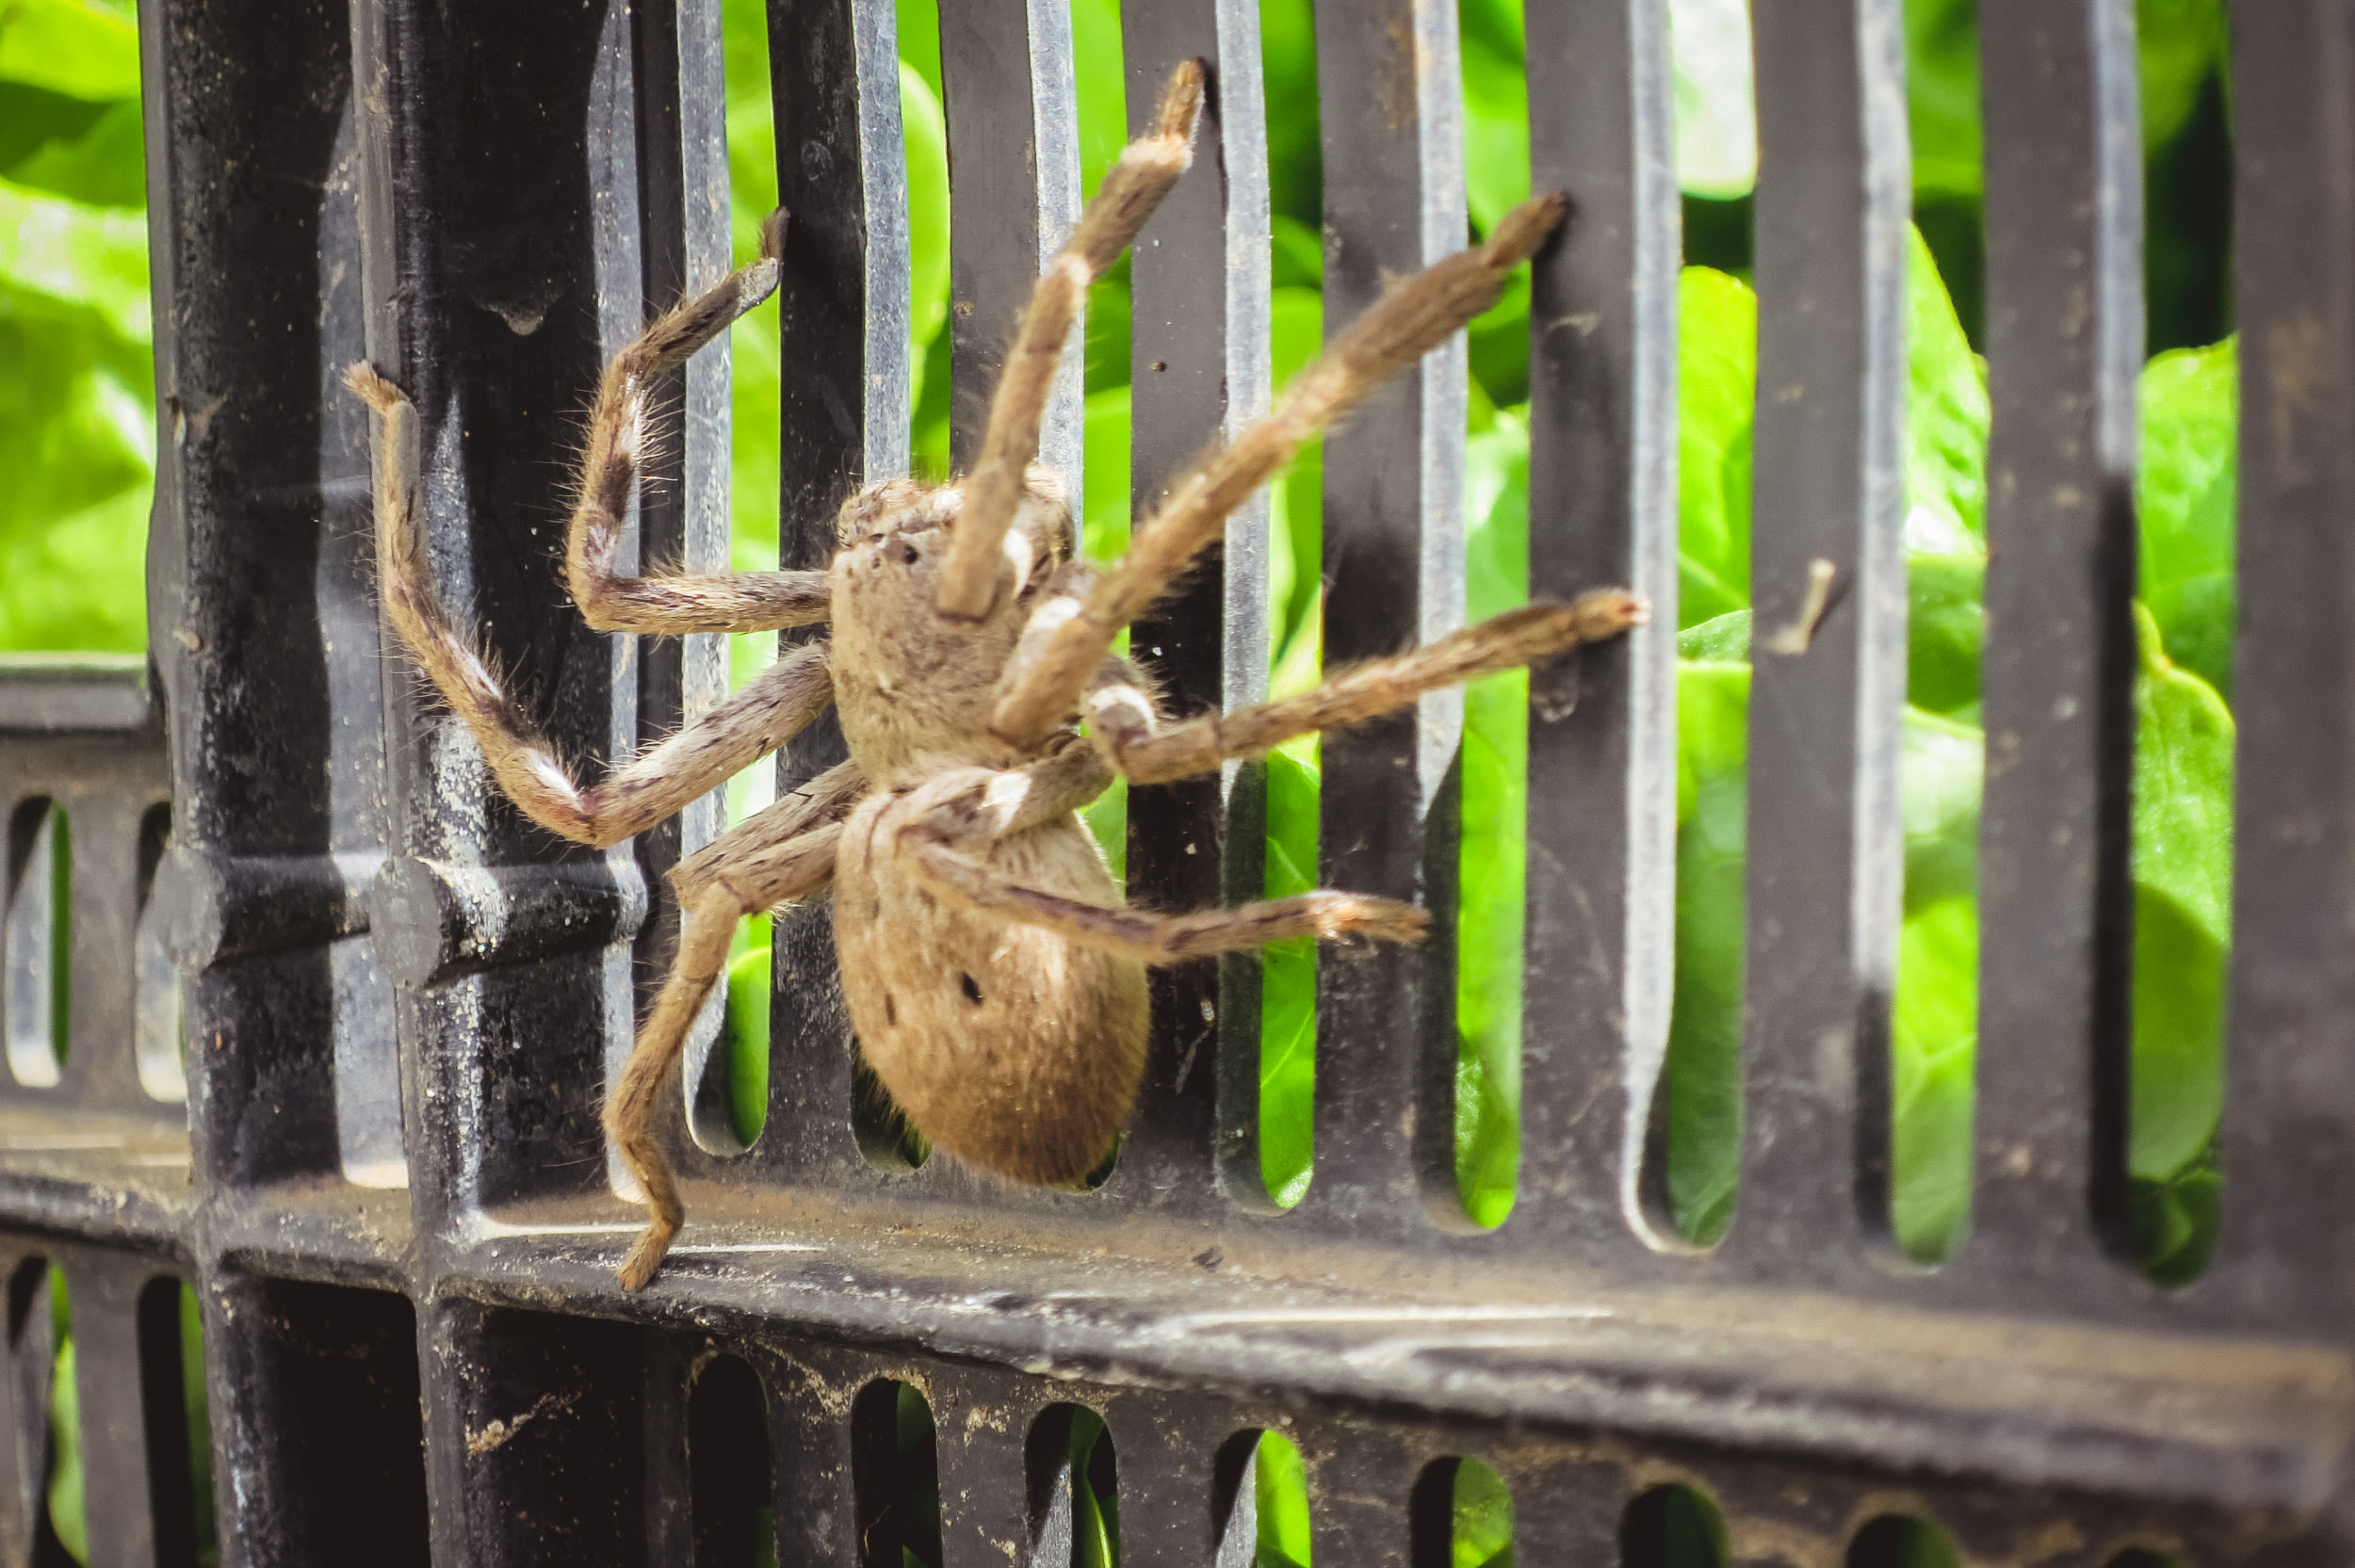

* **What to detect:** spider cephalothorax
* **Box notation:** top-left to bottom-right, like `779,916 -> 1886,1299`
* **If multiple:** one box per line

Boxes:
349,60 -> 1644,1289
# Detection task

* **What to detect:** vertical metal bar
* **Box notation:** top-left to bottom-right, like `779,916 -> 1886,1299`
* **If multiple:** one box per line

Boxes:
674,0 -> 738,832
2214,1 -> 2355,1328
348,0 -> 653,1222
1098,1394 -> 1225,1568
759,0 -> 908,1183
201,1275 -> 429,1568
1211,1430 -> 1260,1568
939,0 -> 1085,490
1304,1423 -> 1418,1568
420,1299 -> 658,1568
65,1260 -> 159,1568
1973,0 -> 2143,1285
57,791 -> 146,1115
1730,0 -> 1909,1275
1114,1 -> 1273,1210
927,1366 -> 1037,1568
1514,0 -> 1681,1246
766,1347 -> 868,1565
1505,1449 -> 1637,1567
1303,0 -> 1470,1237
143,0 -> 382,1191
0,1256 -> 49,1563
634,0 -> 738,1153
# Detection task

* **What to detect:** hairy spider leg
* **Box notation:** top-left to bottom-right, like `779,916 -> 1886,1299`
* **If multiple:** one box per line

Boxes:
347,364 -> 838,849
934,58 -> 1208,621
907,840 -> 1426,963
1089,592 -> 1648,786
608,768 -> 856,1290
988,190 -> 1575,751
567,207 -> 836,633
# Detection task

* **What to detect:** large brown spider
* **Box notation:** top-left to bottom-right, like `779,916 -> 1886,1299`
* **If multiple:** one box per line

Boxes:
347,62 -> 1643,1289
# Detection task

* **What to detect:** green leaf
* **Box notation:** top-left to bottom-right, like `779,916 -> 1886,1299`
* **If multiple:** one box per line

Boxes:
1901,0 -> 2226,202
893,0 -> 941,103
1905,555 -> 1985,717
2131,1143 -> 2219,1286
0,279 -> 152,654
724,944 -> 772,1147
1467,267 -> 1531,410
0,91 -> 143,208
1898,707 -> 1983,914
1904,0 -> 1982,200
1452,1461 -> 1515,1568
1903,225 -> 1990,554
1265,285 -> 1324,671
2130,602 -> 2233,947
1456,413 -> 1533,1226
1676,267 -> 1757,627
2136,335 -> 2236,697
1082,385 -> 1133,563
45,1265 -> 83,1565
1890,713 -> 1986,1263
1085,263 -> 1132,394
2127,604 -> 2233,1187
0,0 -> 139,104
179,1284 -> 217,1566
0,177 -> 149,341
1270,216 -> 1323,290
1461,20 -> 1530,240
1261,744 -> 1320,1207
1071,0 -> 1126,200
1254,1431 -> 1313,1568
1671,0 -> 1758,198
1067,1410 -> 1120,1568
48,1331 -> 84,1563
1664,660 -> 1749,1243
1676,608 -> 1750,663
1259,0 -> 1322,230
2130,882 -> 2224,1184
2137,0 -> 2229,154
901,63 -> 951,361
1457,668 -> 1526,1229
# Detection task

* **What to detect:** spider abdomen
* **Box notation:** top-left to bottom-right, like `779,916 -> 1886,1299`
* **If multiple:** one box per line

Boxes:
832,796 -> 1148,1185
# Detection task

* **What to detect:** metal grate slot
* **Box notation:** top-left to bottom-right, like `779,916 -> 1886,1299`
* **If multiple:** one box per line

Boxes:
4,803 -> 67,1091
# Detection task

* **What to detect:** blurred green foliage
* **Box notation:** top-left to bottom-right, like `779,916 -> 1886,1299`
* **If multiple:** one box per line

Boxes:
0,0 -> 151,657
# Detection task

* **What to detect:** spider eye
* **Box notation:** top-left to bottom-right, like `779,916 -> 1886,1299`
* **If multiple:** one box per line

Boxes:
866,533 -> 885,545
896,541 -> 920,566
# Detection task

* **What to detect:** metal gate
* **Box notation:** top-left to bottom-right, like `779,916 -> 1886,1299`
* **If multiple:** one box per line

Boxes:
0,0 -> 2347,1562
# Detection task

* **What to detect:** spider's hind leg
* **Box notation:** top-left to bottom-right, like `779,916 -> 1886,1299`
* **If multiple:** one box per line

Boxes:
606,759 -> 866,1290
903,837 -> 1427,965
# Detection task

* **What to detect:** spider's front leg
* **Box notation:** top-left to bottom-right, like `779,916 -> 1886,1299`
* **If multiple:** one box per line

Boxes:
989,191 -> 1582,750
1082,591 -> 1648,786
607,758 -> 867,1290
347,366 -> 837,849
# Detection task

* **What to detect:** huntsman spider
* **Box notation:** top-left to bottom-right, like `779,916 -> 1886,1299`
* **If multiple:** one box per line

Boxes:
348,61 -> 1645,1288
